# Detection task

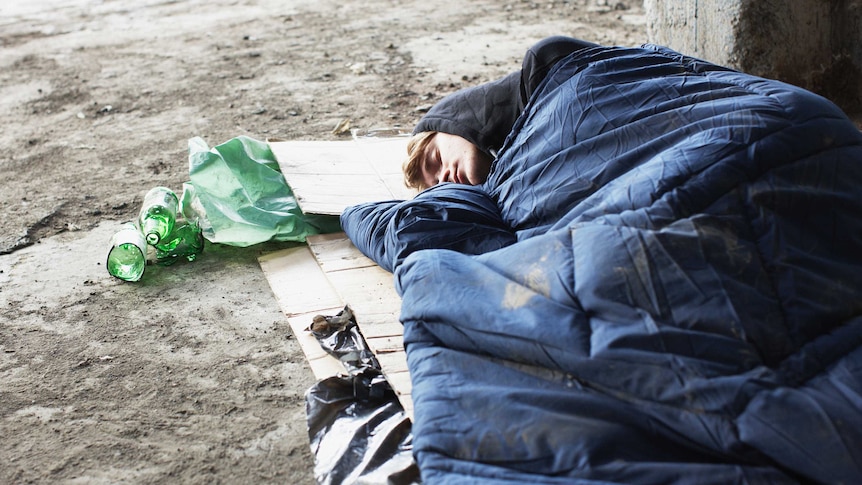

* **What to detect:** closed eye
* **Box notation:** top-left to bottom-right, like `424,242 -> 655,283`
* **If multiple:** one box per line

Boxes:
422,147 -> 443,185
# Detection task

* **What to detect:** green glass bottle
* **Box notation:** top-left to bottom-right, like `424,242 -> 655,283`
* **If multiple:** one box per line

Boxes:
138,186 -> 179,246
154,220 -> 205,266
106,222 -> 147,282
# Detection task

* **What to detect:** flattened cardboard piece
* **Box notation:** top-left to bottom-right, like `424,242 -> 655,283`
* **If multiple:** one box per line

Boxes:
264,138 -> 413,416
305,233 -> 411,412
259,234 -> 412,419
268,137 -> 415,216
258,246 -> 345,380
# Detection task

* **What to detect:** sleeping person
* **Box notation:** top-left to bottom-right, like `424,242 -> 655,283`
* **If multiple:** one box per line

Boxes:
402,36 -> 597,190
341,36 -> 862,483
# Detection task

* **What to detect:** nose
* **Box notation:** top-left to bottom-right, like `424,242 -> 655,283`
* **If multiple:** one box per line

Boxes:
439,166 -> 452,184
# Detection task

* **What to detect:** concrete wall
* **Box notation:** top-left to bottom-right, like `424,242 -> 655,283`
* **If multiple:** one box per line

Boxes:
645,0 -> 862,114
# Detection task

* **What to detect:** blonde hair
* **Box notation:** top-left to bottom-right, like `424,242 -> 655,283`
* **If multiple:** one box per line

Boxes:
402,131 -> 437,190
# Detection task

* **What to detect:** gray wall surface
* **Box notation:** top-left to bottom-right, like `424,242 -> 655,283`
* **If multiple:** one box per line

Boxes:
645,0 -> 862,114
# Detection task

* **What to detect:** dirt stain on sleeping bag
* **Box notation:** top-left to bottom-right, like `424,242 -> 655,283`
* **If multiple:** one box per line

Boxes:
503,282 -> 535,309
501,264 -> 552,309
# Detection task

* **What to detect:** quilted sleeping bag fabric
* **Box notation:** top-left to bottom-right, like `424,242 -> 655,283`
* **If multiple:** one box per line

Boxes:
341,184 -> 516,273
342,44 -> 862,483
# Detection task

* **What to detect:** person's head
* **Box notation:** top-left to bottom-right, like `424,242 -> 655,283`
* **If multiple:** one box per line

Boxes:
402,131 -> 493,190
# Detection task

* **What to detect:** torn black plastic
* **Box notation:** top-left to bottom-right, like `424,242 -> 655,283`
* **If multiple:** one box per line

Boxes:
304,306 -> 420,484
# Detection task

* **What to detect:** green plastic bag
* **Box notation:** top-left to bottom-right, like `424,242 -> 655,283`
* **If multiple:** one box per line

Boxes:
181,136 -> 341,247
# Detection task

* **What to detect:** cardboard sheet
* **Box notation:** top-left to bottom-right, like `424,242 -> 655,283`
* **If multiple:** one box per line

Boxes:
262,137 -> 414,418
259,235 -> 412,419
268,136 -> 414,215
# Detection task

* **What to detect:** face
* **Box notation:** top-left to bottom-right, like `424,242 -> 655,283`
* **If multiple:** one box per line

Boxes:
419,132 -> 492,187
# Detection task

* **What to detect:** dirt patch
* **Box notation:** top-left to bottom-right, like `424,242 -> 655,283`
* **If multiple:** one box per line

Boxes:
0,1 -> 649,483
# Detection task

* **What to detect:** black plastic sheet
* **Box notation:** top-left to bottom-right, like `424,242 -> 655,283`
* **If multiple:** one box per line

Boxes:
304,307 -> 420,485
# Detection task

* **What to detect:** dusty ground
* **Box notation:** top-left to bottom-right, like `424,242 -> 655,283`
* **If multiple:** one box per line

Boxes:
0,1 -> 648,483
5,0 -> 862,483
4,0 -> 862,483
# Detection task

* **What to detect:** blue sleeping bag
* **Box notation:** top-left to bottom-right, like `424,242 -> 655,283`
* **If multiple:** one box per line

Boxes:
341,44 -> 862,483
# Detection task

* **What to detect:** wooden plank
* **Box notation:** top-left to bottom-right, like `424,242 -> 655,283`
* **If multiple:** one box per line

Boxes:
304,233 -> 412,419
258,246 -> 344,380
365,332 -> 407,354
287,173 -> 393,215
263,138 -> 416,419
306,233 -> 377,272
258,246 -> 343,315
386,370 -> 414,413
353,137 -> 415,201
260,236 -> 413,419
322,265 -> 400,312
354,137 -> 411,175
269,137 -> 415,216
372,341 -> 409,366
354,318 -> 403,340
270,141 -> 368,169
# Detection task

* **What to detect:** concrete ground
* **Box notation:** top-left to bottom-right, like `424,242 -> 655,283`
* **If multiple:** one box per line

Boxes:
0,1 -> 647,483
